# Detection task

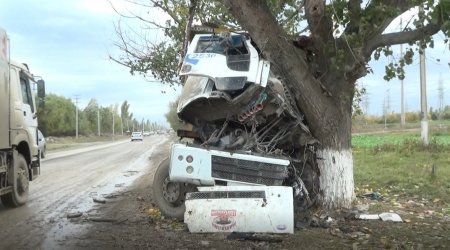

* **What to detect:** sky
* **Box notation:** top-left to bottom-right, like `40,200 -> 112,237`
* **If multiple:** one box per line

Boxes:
0,0 -> 178,126
0,0 -> 449,123
356,7 -> 450,116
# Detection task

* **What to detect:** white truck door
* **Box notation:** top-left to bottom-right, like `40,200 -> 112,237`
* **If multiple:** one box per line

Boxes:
19,76 -> 38,151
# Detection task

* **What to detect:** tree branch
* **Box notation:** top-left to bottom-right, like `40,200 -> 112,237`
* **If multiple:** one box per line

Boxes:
364,14 -> 443,58
362,0 -> 423,42
344,0 -> 362,34
150,0 -> 182,25
304,0 -> 333,51
108,0 -> 169,29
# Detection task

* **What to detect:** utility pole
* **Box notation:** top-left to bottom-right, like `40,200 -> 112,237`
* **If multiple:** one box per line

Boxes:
419,6 -> 429,145
74,95 -> 79,139
97,106 -> 100,136
120,117 -> 124,135
384,89 -> 390,129
112,107 -> 115,141
400,18 -> 405,128
437,73 -> 444,121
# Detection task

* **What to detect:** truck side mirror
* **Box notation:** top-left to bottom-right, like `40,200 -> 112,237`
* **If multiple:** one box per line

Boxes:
37,79 -> 45,98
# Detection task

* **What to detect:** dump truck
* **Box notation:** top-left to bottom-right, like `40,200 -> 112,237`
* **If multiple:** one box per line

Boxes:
153,26 -> 316,233
0,27 -> 45,207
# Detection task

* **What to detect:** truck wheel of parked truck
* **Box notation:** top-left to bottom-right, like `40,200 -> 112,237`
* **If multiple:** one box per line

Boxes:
1,152 -> 29,207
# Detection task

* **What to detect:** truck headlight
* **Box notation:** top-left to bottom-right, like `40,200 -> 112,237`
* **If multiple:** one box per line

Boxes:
181,64 -> 192,73
186,165 -> 194,174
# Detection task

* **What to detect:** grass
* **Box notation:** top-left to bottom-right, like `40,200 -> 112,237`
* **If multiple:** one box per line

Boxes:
46,135 -> 130,151
353,131 -> 450,204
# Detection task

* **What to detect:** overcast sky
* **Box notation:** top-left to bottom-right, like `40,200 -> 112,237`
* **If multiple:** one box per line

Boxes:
0,0 -> 448,123
0,0 -> 178,126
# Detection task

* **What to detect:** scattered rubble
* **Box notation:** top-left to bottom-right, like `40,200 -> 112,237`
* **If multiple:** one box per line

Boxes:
93,197 -> 106,204
66,212 -> 83,219
88,217 -> 117,223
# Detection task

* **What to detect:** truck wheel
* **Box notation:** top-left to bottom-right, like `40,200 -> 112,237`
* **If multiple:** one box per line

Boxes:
153,158 -> 195,220
1,153 -> 29,207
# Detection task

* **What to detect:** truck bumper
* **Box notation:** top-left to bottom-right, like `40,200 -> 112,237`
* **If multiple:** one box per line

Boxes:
184,185 -> 294,234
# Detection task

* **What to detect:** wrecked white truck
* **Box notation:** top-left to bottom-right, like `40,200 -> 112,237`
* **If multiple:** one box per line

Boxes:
153,27 -> 318,234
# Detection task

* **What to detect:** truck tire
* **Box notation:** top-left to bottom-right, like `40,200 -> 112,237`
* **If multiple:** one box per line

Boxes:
1,153 -> 29,207
152,158 -> 195,220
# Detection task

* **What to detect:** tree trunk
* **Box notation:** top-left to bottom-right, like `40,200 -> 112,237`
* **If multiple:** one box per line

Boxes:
223,0 -> 355,208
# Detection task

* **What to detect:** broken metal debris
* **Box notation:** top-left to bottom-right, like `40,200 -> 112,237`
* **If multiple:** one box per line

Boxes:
358,212 -> 403,222
226,232 -> 283,243
362,192 -> 382,201
379,212 -> 403,222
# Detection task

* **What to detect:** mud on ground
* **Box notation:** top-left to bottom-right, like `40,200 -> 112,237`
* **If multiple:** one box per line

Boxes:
59,143 -> 450,250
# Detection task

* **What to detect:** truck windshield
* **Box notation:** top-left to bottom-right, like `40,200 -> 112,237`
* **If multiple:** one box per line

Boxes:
194,35 -> 248,55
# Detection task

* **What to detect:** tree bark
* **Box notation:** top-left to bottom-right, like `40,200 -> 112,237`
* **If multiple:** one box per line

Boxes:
222,0 -> 355,208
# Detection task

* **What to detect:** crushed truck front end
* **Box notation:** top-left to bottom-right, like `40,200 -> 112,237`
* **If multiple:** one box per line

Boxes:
153,27 -> 314,233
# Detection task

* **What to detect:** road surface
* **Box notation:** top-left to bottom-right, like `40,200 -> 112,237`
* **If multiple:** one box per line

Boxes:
0,134 -> 170,249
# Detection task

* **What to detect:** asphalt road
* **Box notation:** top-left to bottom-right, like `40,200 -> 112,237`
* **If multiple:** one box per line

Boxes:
0,134 -> 170,249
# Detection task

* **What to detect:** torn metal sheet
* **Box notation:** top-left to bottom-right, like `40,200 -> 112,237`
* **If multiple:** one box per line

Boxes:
358,213 -> 403,222
358,214 -> 380,220
379,212 -> 403,222
184,186 -> 294,234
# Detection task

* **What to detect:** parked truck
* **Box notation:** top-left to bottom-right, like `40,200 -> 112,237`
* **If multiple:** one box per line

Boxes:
153,26 -> 317,233
0,27 -> 45,207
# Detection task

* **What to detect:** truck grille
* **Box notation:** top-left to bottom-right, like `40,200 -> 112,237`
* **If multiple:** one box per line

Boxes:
211,155 -> 288,186
187,191 -> 265,200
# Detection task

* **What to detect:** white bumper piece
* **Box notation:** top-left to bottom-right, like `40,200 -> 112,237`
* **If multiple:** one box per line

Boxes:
184,185 -> 294,234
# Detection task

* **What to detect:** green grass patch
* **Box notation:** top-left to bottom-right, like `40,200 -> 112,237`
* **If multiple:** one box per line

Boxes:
353,132 -> 450,204
352,132 -> 450,148
46,135 -> 129,151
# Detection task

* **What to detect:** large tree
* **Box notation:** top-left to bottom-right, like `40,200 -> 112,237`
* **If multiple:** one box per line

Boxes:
112,0 -> 450,208
37,94 -> 76,136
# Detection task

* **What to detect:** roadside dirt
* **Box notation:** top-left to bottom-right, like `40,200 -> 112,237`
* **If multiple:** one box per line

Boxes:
61,142 -> 450,250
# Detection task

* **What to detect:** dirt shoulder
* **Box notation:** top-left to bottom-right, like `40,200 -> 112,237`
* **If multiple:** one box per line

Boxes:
61,142 -> 450,250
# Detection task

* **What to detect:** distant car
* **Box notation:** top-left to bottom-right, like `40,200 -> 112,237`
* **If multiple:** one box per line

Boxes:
143,131 -> 150,136
131,132 -> 143,141
37,129 -> 46,158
